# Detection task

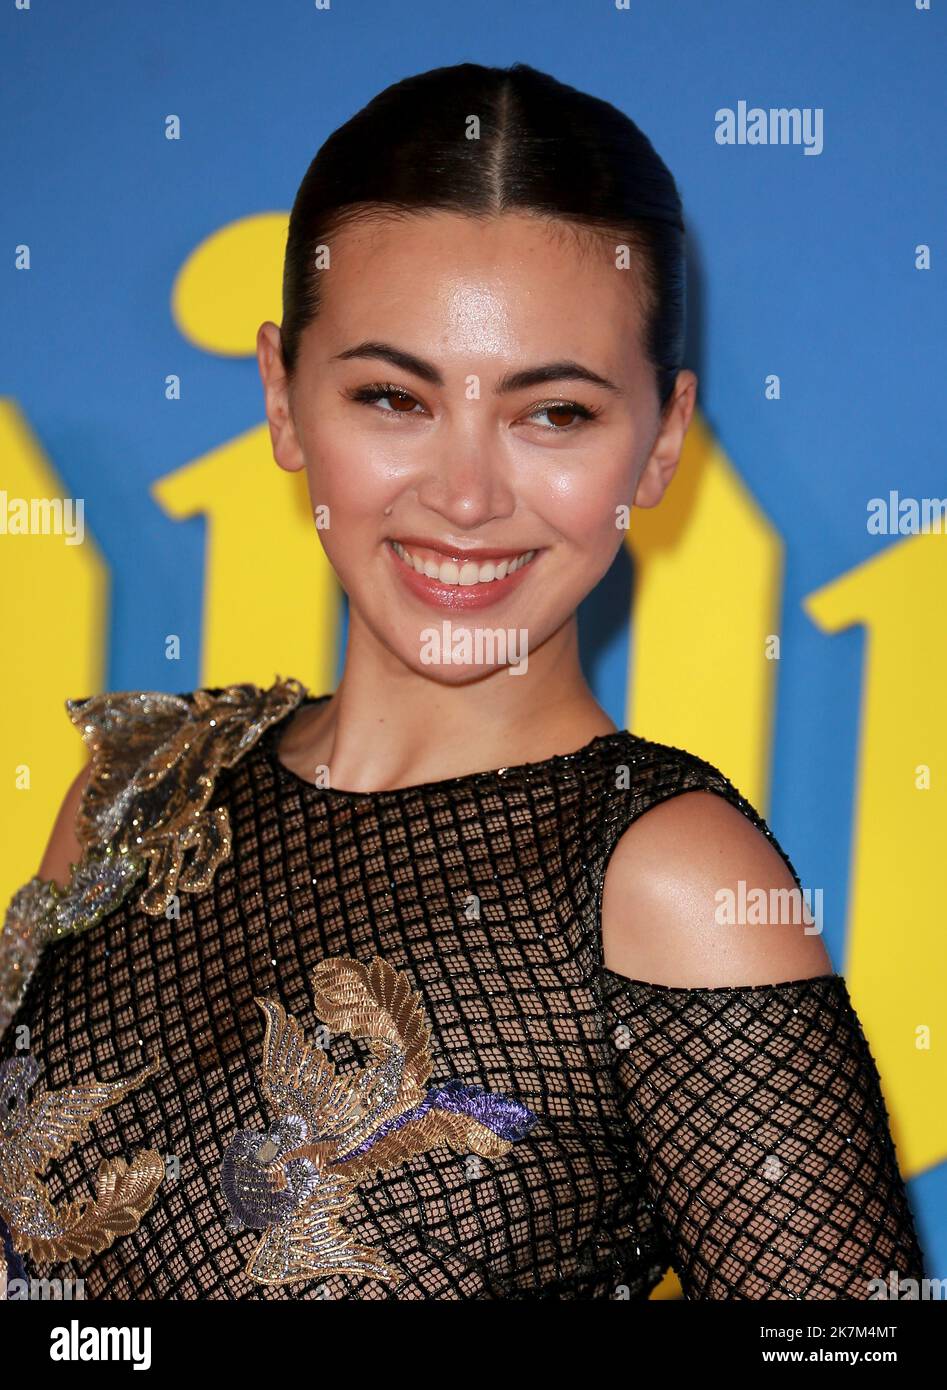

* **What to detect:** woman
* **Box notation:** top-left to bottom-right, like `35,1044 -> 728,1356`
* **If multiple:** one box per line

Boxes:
0,61 -> 925,1300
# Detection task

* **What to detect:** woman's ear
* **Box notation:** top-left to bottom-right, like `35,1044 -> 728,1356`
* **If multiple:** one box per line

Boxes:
257,321 -> 306,474
634,369 -> 698,508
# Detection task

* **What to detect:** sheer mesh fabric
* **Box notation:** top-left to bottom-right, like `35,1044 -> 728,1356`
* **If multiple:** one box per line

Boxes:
0,691 -> 924,1299
598,970 -> 924,1299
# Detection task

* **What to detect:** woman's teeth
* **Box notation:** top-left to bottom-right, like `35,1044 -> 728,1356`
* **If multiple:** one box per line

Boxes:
390,540 -> 537,586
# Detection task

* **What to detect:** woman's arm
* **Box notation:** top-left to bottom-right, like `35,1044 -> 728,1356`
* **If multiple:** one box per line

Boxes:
599,790 -> 926,1299
0,761 -> 91,1036
36,761 -> 92,888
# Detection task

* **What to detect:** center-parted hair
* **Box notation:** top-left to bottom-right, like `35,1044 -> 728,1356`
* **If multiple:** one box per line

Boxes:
280,61 -> 687,407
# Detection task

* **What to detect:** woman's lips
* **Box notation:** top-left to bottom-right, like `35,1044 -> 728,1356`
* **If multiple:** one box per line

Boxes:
385,539 -> 541,611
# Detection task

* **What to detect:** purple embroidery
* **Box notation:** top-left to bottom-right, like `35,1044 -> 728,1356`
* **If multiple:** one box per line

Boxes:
335,1078 -> 538,1163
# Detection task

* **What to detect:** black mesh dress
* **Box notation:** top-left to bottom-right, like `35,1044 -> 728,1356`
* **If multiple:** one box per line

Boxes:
0,678 -> 925,1300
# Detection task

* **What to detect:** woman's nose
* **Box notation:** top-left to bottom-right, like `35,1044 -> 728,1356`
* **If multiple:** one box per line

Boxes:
412,422 -> 517,529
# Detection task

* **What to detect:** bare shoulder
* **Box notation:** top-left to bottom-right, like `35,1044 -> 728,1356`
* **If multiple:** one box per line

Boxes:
37,760 -> 93,889
600,788 -> 833,988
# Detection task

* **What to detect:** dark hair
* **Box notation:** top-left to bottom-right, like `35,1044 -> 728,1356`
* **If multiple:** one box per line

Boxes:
281,62 -> 686,408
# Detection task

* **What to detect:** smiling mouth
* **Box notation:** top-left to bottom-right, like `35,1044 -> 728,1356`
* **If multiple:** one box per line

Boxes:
388,539 -> 538,586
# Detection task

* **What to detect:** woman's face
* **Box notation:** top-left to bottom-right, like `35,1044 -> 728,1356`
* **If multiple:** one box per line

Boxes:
259,209 -> 695,683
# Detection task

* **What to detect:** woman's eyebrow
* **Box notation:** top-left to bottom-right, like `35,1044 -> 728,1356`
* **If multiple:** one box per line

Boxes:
331,341 -> 623,394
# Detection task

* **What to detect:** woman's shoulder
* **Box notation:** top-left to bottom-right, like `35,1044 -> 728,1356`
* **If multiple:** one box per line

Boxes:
66,676 -> 307,751
40,676 -> 308,885
0,676 -> 308,1037
597,734 -> 833,988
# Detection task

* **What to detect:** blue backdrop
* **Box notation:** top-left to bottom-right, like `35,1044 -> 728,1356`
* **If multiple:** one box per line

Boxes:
2,0 -> 944,1294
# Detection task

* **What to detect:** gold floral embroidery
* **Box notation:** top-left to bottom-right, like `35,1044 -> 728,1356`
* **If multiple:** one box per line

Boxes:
71,677 -> 304,914
0,677 -> 305,1035
0,1050 -> 164,1277
220,955 -> 539,1288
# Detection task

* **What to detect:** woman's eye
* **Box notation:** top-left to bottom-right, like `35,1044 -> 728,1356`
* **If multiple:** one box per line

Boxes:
349,383 -> 424,415
527,401 -> 600,431
346,385 -> 599,431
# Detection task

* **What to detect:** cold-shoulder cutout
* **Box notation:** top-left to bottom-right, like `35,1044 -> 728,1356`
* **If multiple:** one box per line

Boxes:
600,785 -> 833,989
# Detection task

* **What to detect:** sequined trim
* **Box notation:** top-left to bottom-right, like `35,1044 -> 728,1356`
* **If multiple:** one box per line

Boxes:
0,678 -> 306,1037
0,878 -> 58,1040
0,1050 -> 164,1268
220,954 -> 538,1288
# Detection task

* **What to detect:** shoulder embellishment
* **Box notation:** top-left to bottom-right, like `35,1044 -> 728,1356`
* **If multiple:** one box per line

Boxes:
0,677 -> 306,1037
0,1050 -> 163,1284
220,954 -> 538,1288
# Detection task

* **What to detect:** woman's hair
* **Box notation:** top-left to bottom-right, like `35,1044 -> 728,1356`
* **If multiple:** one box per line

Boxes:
281,61 -> 686,409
